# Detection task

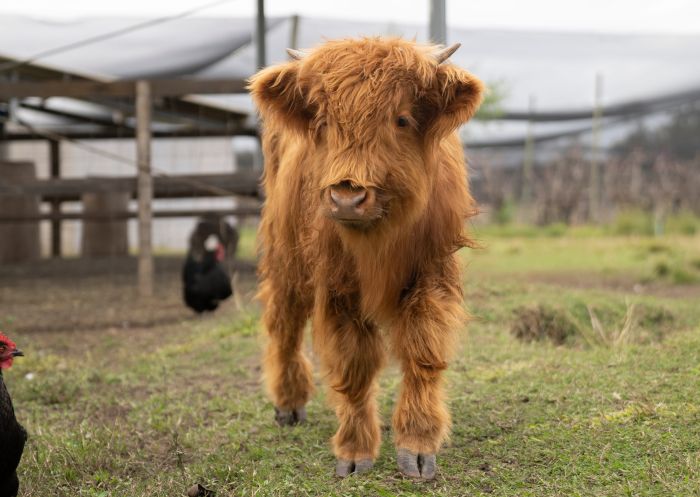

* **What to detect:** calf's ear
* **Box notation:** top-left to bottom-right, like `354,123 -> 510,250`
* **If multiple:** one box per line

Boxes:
248,62 -> 314,134
420,64 -> 485,141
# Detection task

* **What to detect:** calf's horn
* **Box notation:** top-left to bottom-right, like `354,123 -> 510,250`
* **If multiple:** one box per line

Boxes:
433,43 -> 461,64
286,48 -> 308,60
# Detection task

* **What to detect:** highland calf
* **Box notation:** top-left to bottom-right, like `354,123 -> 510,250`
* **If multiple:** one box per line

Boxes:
249,37 -> 484,479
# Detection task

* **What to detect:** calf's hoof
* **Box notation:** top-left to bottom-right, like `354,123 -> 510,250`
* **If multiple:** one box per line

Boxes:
397,448 -> 437,480
335,458 -> 374,477
274,406 -> 306,426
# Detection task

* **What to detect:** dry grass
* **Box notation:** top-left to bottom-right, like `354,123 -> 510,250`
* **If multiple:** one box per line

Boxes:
584,301 -> 638,349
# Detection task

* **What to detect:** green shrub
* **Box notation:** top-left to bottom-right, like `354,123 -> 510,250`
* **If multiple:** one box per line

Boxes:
475,224 -> 540,238
567,225 -> 605,238
543,222 -> 568,237
494,199 -> 515,225
608,209 -> 654,236
666,211 -> 699,235
646,242 -> 671,254
671,268 -> 698,284
654,260 -> 671,278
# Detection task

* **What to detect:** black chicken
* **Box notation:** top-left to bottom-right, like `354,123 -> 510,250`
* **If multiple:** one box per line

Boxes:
182,218 -> 237,313
0,332 -> 26,497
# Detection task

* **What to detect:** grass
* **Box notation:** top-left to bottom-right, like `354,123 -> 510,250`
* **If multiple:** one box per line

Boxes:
4,230 -> 700,496
479,210 -> 700,238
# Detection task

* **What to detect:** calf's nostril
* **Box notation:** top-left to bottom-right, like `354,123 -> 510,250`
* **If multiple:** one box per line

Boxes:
330,189 -> 342,206
349,190 -> 367,206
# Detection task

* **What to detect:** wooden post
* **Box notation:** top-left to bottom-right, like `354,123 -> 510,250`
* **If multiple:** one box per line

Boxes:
589,72 -> 603,222
256,0 -> 267,69
49,139 -> 62,257
0,122 -> 7,160
81,191 -> 130,257
0,161 -> 41,264
136,80 -> 154,297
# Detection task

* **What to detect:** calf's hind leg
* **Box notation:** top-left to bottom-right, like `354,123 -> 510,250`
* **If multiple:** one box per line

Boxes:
260,279 -> 314,426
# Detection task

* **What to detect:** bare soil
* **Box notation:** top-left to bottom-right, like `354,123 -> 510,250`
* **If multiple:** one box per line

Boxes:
0,255 -> 258,344
512,270 -> 700,299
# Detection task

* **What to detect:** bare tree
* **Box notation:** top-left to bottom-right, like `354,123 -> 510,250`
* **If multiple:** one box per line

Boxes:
533,148 -> 589,224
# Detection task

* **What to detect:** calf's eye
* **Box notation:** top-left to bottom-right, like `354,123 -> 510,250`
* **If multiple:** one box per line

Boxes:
396,116 -> 410,128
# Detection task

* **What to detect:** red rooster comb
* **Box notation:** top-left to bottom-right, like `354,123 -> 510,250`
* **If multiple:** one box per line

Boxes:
0,331 -> 16,348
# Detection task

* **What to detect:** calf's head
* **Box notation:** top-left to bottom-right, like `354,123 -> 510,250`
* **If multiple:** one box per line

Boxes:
249,38 -> 484,231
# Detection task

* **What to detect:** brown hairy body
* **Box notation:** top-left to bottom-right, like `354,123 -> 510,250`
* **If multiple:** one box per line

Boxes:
249,37 -> 484,479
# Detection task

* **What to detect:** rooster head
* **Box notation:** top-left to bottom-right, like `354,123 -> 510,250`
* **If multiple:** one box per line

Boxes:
0,332 -> 23,370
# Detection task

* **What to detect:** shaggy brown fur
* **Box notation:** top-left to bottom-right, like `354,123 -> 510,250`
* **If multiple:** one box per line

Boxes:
249,37 -> 484,477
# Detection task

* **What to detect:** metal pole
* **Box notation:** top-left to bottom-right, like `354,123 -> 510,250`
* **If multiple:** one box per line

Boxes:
49,139 -> 62,257
256,0 -> 267,69
289,14 -> 300,51
429,0 -> 447,44
0,72 -> 17,160
0,76 -> 9,160
0,122 -> 7,161
589,72 -> 603,222
136,80 -> 154,298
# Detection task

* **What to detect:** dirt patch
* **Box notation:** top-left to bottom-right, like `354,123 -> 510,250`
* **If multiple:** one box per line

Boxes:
0,255 -> 257,335
521,271 -> 700,299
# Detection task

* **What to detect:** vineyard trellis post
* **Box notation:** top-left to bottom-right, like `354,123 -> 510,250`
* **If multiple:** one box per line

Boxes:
589,72 -> 604,221
49,139 -> 61,257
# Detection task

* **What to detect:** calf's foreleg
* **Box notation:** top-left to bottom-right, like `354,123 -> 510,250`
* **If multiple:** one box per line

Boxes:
314,292 -> 385,476
260,279 -> 314,425
390,271 -> 464,479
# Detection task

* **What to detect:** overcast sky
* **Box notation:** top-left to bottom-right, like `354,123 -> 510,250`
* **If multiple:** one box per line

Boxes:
1,0 -> 699,35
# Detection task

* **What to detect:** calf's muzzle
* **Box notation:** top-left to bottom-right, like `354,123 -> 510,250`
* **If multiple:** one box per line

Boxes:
325,181 -> 377,227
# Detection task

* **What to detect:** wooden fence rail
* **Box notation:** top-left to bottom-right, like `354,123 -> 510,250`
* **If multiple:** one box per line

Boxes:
0,172 -> 262,201
0,206 -> 262,223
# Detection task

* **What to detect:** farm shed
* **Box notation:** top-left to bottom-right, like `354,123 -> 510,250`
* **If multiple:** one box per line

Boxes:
2,14 -> 700,259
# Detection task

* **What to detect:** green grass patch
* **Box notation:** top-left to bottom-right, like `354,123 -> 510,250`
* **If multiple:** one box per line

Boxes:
475,210 -> 700,239
236,224 -> 258,260
7,231 -> 700,496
